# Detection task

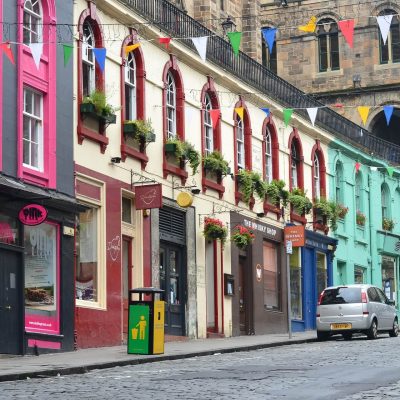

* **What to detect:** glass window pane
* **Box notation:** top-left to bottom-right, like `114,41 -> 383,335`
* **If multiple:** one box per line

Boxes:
263,241 -> 279,310
290,247 -> 302,319
316,252 -> 327,298
122,197 -> 132,224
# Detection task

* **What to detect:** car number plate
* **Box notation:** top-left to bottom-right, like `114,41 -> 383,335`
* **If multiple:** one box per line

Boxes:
331,323 -> 352,330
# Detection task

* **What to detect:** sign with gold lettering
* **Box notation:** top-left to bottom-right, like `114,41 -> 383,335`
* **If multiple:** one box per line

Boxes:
284,225 -> 305,247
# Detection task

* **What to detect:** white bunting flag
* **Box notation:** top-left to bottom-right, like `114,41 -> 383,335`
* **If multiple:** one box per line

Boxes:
306,107 -> 318,126
360,129 -> 364,137
191,36 -> 208,62
377,15 -> 393,45
29,42 -> 43,69
370,166 -> 378,171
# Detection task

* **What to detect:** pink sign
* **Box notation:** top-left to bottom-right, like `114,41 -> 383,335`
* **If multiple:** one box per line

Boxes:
135,184 -> 162,210
18,204 -> 47,226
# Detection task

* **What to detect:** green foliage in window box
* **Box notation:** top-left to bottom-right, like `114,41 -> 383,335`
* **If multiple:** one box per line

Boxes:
203,151 -> 230,176
356,210 -> 366,226
203,217 -> 228,245
313,198 -> 343,231
382,217 -> 395,231
235,169 -> 267,204
81,90 -> 117,123
123,119 -> 156,142
265,179 -> 289,207
337,204 -> 349,219
165,137 -> 201,174
288,188 -> 312,215
231,225 -> 255,250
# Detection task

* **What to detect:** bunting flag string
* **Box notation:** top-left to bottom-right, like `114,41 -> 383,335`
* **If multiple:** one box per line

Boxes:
306,107 -> 318,126
92,47 -> 106,72
376,15 -> 393,45
0,42 -> 15,64
283,108 -> 293,127
63,44 -> 73,66
29,42 -> 43,69
191,36 -> 208,62
298,16 -> 317,33
357,106 -> 370,126
383,105 -> 394,126
234,107 -> 244,120
125,43 -> 141,54
338,19 -> 355,48
227,32 -> 242,56
261,28 -> 277,54
209,109 -> 220,128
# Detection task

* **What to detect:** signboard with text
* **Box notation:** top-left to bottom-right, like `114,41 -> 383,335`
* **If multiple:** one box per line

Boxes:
19,204 -> 47,226
284,225 -> 305,247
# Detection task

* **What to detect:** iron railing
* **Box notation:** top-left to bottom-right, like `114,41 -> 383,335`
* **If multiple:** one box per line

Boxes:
121,0 -> 400,164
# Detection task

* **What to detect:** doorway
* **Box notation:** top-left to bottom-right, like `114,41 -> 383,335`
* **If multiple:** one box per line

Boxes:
238,256 -> 247,334
122,237 -> 133,342
159,242 -> 185,336
0,249 -> 22,354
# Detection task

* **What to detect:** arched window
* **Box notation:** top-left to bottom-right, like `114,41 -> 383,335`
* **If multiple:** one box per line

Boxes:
204,94 -> 214,155
261,26 -> 277,74
290,142 -> 302,189
355,171 -> 363,212
125,52 -> 136,121
23,0 -> 42,44
335,161 -> 343,203
166,72 -> 177,139
265,127 -> 273,183
379,10 -> 400,64
82,21 -> 95,97
262,118 -> 279,185
236,116 -> 245,169
317,18 -> 340,72
313,154 -> 320,199
381,184 -> 391,219
311,143 -> 326,200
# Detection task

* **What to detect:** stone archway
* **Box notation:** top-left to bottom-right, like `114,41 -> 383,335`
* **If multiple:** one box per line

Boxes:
369,108 -> 400,146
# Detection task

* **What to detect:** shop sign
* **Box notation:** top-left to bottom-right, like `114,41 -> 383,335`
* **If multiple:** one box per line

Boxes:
18,204 -> 47,226
135,184 -> 162,210
243,219 -> 278,237
284,225 -> 305,247
395,241 -> 400,252
305,238 -> 328,251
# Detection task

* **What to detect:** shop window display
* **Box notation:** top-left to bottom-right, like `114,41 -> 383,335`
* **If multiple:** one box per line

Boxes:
290,247 -> 302,320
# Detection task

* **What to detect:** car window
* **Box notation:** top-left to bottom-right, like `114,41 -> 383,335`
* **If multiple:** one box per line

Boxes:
321,287 -> 361,305
367,287 -> 379,302
375,287 -> 388,304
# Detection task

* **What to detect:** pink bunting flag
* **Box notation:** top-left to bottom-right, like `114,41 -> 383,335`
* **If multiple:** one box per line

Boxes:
338,19 -> 355,48
355,162 -> 361,172
159,37 -> 171,49
209,109 -> 220,129
1,42 -> 15,64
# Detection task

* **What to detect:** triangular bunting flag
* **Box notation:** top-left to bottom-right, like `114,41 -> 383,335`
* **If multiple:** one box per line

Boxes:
191,36 -> 208,62
125,43 -> 140,55
360,129 -> 364,137
383,105 -> 394,126
93,48 -> 106,72
261,28 -> 277,55
235,107 -> 244,120
298,16 -> 317,33
370,166 -> 378,171
63,44 -> 73,67
261,108 -> 270,117
29,42 -> 43,69
209,109 -> 220,128
159,37 -> 171,48
387,167 -> 394,177
283,108 -> 293,127
338,19 -> 355,48
355,162 -> 361,172
357,106 -> 370,126
227,31 -> 242,56
1,42 -> 15,64
306,107 -> 318,126
377,15 -> 393,45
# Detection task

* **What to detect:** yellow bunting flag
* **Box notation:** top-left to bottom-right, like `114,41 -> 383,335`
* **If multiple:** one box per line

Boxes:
357,106 -> 370,126
235,107 -> 244,120
125,43 -> 140,55
298,16 -> 317,33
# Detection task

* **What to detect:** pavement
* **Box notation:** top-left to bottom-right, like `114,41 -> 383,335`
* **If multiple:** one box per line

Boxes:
0,331 -> 316,383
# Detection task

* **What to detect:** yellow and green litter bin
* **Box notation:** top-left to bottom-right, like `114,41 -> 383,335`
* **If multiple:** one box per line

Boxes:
127,287 -> 165,355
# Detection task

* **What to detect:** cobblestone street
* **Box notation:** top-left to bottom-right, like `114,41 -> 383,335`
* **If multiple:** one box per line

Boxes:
2,334 -> 400,399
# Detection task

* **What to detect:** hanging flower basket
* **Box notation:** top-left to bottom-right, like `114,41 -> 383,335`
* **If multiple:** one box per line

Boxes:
231,225 -> 255,250
203,217 -> 227,245
356,210 -> 366,226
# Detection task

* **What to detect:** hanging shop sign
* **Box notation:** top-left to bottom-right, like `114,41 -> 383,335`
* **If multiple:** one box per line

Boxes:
18,204 -> 48,226
135,184 -> 162,210
284,225 -> 305,247
176,192 -> 193,208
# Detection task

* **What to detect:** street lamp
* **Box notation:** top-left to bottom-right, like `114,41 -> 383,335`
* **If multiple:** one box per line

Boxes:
221,16 -> 236,35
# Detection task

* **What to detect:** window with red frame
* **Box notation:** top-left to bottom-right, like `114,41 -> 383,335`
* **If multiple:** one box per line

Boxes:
290,142 -> 300,189
166,72 -> 177,138
313,153 -> 321,199
125,51 -> 136,121
82,21 -> 96,97
236,116 -> 245,169
311,145 -> 326,200
204,94 -> 214,155
265,126 -> 273,183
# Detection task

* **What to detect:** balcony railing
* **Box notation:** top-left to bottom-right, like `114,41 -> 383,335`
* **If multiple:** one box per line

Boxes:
121,0 -> 400,164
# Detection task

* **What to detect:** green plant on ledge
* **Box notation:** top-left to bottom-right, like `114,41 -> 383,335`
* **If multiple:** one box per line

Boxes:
356,210 -> 366,226
313,198 -> 342,231
288,188 -> 312,215
235,169 -> 267,204
165,137 -> 201,174
203,151 -> 230,176
265,179 -> 289,207
382,217 -> 395,232
81,90 -> 117,119
231,225 -> 255,250
123,119 -> 155,143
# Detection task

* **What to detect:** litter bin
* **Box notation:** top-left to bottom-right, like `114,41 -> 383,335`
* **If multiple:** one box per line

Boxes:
127,287 -> 165,355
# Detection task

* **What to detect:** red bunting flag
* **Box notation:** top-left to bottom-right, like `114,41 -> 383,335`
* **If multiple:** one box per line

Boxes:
209,109 -> 220,129
159,37 -> 171,49
355,162 -> 361,172
338,19 -> 355,48
1,42 -> 15,64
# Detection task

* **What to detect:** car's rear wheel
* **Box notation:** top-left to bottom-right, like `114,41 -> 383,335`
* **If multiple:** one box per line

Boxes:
317,331 -> 329,341
389,318 -> 399,337
367,319 -> 378,339
342,333 -> 352,341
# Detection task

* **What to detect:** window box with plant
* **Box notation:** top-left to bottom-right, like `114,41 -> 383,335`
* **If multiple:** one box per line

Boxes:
164,137 -> 200,175
313,198 -> 342,232
231,225 -> 255,250
203,217 -> 227,246
202,150 -> 230,198
265,179 -> 289,208
235,169 -> 267,205
382,217 -> 395,232
337,204 -> 349,219
80,90 -> 117,125
288,188 -> 312,216
123,119 -> 156,143
356,210 -> 366,226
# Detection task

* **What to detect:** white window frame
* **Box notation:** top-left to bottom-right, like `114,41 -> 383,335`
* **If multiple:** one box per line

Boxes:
291,143 -> 298,189
125,52 -> 137,121
381,185 -> 390,219
166,72 -> 176,139
204,94 -> 214,155
23,0 -> 42,44
355,172 -> 362,212
236,117 -> 245,169
335,162 -> 343,203
23,87 -> 43,171
314,153 -> 321,199
265,127 -> 273,183
82,21 -> 95,97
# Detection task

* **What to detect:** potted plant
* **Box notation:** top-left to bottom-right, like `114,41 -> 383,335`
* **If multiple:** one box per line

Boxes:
231,225 -> 255,250
288,188 -> 312,215
382,217 -> 395,231
265,179 -> 289,207
313,198 -> 341,231
337,204 -> 349,219
81,90 -> 117,124
123,119 -> 156,143
235,169 -> 267,204
203,217 -> 227,245
203,150 -> 230,177
165,137 -> 201,174
356,210 -> 366,226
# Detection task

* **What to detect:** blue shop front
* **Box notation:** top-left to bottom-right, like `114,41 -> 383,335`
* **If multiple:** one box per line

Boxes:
290,230 -> 337,332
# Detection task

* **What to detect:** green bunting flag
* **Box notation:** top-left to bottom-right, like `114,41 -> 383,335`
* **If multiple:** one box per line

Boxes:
283,108 -> 293,127
63,44 -> 73,66
227,32 -> 242,56
387,166 -> 394,177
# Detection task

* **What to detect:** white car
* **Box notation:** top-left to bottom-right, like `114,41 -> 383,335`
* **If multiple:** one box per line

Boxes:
316,284 -> 398,340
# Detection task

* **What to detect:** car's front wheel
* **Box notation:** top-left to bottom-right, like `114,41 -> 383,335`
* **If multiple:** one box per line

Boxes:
317,331 -> 329,341
367,319 -> 378,339
389,318 -> 399,337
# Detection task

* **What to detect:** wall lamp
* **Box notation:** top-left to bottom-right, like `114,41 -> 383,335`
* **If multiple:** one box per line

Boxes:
221,16 -> 236,35
111,157 -> 122,164
281,0 -> 288,6
256,212 -> 265,218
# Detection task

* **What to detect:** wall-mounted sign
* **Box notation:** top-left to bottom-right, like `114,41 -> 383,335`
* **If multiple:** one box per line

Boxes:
135,184 -> 162,210
19,204 -> 48,226
284,225 -> 305,247
176,192 -> 193,208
